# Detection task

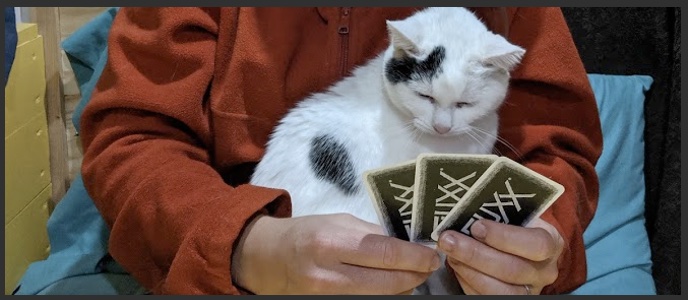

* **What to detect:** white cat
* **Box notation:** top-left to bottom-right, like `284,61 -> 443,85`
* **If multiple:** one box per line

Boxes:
249,7 -> 525,294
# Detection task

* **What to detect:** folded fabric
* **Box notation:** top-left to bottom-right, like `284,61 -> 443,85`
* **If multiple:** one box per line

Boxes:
13,173 -> 146,295
61,7 -> 118,133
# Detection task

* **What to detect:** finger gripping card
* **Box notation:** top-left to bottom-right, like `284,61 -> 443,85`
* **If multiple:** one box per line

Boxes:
411,154 -> 498,244
431,157 -> 565,241
363,160 -> 417,241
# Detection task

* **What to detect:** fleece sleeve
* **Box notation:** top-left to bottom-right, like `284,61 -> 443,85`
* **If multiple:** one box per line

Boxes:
79,7 -> 291,295
499,7 -> 603,294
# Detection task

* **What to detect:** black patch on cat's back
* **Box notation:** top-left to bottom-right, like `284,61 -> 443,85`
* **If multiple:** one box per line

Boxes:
309,134 -> 359,196
385,46 -> 446,84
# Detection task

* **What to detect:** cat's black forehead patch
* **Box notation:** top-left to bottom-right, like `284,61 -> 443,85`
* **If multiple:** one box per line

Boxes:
385,46 -> 446,84
309,134 -> 359,196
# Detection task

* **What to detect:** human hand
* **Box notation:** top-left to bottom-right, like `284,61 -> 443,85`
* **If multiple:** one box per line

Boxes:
438,217 -> 564,295
232,213 -> 441,295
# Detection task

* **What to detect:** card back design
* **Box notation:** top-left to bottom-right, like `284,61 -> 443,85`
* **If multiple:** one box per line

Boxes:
432,157 -> 565,241
364,160 -> 417,241
410,154 -> 498,244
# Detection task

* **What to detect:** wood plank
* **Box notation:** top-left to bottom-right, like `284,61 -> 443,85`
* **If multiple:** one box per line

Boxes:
58,7 -> 110,96
29,8 -> 69,205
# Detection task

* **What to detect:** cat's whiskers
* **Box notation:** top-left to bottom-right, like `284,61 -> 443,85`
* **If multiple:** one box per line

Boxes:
470,126 -> 523,159
391,121 -> 415,136
466,129 -> 501,156
380,121 -> 418,144
412,119 -> 435,135
410,125 -> 423,144
400,120 -> 422,143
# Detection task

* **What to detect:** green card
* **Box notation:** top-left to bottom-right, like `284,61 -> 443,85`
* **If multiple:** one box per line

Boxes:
432,156 -> 565,241
410,154 -> 498,245
363,160 -> 417,241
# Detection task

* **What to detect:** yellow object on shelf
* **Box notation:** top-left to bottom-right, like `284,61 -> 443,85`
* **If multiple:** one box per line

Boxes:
5,23 -> 46,138
4,22 -> 52,295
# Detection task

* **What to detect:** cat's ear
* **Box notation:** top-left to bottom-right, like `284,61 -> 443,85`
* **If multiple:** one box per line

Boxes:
386,20 -> 420,57
482,34 -> 526,71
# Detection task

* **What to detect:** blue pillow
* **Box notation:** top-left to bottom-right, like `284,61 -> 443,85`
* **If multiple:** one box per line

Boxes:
570,74 -> 656,295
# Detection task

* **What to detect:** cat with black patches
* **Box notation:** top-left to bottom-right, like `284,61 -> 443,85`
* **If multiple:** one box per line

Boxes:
249,7 -> 525,294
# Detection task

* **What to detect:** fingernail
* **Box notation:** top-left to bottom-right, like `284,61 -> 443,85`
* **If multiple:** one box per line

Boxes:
471,221 -> 487,239
430,255 -> 441,271
440,233 -> 457,251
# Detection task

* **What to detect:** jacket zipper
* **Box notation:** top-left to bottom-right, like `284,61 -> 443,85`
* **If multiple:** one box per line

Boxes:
338,7 -> 351,76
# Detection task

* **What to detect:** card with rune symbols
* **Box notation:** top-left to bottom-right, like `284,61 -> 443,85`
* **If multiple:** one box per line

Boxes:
410,154 -> 498,245
432,156 -> 565,241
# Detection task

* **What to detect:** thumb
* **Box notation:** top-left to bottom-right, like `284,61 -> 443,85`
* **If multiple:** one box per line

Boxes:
526,217 -> 564,254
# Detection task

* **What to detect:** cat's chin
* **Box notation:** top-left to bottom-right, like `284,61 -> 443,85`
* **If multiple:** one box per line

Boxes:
414,126 -> 468,138
415,126 -> 470,139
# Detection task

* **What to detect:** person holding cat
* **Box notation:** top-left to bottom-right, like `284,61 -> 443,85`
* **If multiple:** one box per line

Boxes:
79,7 -> 603,295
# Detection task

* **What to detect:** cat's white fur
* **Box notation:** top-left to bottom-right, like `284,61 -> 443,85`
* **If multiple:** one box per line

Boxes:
249,7 -> 525,294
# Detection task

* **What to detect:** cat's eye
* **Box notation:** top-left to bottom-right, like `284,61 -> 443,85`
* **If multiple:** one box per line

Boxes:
416,92 -> 435,103
455,102 -> 471,108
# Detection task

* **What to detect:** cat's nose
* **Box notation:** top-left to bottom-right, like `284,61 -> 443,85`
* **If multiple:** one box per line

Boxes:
433,124 -> 451,134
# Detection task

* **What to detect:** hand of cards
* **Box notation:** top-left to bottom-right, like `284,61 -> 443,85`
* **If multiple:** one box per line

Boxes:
363,154 -> 565,246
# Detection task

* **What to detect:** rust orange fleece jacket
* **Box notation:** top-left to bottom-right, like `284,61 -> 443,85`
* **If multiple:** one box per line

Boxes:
80,7 -> 602,295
